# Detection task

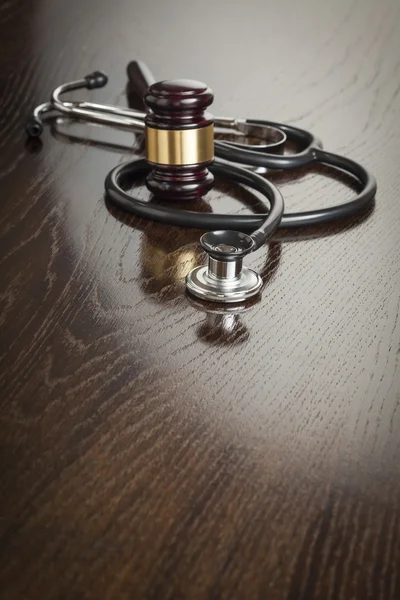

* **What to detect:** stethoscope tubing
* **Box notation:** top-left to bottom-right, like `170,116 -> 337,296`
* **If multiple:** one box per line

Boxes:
215,119 -> 319,164
105,158 -> 284,247
105,146 -> 376,230
33,95 -> 376,223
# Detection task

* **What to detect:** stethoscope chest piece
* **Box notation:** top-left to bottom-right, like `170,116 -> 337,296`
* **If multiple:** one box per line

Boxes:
185,230 -> 262,303
186,263 -> 262,303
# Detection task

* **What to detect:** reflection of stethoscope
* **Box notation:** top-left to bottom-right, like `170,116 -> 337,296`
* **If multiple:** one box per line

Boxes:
26,61 -> 377,304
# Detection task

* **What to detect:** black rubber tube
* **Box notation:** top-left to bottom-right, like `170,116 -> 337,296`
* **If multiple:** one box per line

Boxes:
105,150 -> 376,230
215,120 -> 321,169
105,158 -> 284,247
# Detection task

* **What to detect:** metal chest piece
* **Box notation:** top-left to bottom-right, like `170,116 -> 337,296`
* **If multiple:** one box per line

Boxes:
185,230 -> 262,303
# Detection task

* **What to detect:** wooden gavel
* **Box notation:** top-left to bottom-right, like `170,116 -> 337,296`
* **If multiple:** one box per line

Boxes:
143,79 -> 215,200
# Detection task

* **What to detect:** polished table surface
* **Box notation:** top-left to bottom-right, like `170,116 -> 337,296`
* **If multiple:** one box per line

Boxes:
1,0 -> 400,598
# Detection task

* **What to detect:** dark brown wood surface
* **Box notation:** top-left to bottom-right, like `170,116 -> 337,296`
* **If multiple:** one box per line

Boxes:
1,1 -> 399,598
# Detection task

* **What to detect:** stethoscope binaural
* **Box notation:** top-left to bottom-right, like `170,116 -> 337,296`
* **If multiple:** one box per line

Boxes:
26,63 -> 287,155
26,61 -> 377,304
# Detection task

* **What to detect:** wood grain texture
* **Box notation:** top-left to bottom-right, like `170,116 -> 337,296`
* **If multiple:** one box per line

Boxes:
0,0 -> 399,598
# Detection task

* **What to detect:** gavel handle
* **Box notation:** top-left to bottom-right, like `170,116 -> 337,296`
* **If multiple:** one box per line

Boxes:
126,60 -> 157,110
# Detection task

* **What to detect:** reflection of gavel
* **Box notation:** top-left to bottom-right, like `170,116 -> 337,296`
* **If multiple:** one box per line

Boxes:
144,79 -> 215,200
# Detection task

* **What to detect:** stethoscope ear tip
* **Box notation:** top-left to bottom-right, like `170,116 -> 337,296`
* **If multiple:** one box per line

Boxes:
25,117 -> 43,138
84,70 -> 108,90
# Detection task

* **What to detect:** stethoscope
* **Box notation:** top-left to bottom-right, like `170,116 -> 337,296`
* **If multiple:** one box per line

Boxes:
26,61 -> 377,304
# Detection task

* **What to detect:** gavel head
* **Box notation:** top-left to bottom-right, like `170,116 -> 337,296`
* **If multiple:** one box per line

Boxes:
144,79 -> 214,200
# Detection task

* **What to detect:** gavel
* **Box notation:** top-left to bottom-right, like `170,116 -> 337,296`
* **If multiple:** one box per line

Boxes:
143,79 -> 215,201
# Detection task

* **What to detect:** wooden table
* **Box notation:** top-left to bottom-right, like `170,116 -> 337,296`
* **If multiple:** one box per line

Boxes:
1,0 -> 399,598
